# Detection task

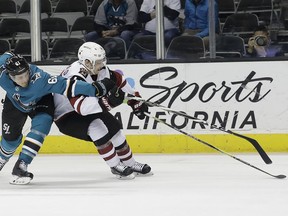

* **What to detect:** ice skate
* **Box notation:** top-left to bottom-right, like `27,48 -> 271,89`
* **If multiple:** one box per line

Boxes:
111,163 -> 135,180
130,162 -> 153,176
0,157 -> 8,171
10,160 -> 34,185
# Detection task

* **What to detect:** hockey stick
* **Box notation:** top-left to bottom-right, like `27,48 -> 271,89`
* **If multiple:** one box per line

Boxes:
144,112 -> 286,179
127,97 -> 272,165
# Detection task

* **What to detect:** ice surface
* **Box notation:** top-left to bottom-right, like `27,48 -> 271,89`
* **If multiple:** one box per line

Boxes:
0,154 -> 287,216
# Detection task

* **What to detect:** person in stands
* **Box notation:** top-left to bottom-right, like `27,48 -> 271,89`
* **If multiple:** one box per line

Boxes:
85,0 -> 139,49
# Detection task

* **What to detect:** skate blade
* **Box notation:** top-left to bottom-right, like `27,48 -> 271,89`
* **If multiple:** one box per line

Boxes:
9,175 -> 32,185
135,171 -> 154,177
114,172 -> 136,180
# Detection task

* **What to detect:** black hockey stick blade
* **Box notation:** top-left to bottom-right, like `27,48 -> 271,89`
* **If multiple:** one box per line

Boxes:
224,129 -> 272,164
144,112 -> 286,179
127,97 -> 272,165
275,174 -> 286,179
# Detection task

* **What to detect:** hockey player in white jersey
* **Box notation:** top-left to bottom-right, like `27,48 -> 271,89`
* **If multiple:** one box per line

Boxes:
53,42 -> 152,179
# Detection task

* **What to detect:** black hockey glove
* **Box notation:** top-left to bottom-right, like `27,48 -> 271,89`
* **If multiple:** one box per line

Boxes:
127,94 -> 148,120
93,78 -> 115,98
100,86 -> 125,111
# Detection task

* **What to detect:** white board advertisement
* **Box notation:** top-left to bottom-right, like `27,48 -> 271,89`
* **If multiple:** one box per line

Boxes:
30,61 -> 288,136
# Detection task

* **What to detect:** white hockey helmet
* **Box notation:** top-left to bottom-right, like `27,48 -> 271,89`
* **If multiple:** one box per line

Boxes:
78,42 -> 107,73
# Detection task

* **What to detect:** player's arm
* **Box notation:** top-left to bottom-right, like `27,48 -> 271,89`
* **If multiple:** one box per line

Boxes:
64,76 -> 115,98
67,75 -> 106,115
109,69 -> 148,120
33,65 -> 115,98
64,75 -> 122,115
109,69 -> 137,95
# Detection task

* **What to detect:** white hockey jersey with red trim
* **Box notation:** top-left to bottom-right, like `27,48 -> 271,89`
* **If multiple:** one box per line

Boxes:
53,61 -> 136,121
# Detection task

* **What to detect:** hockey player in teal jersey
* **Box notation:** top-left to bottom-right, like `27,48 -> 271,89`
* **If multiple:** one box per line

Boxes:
0,52 -> 115,184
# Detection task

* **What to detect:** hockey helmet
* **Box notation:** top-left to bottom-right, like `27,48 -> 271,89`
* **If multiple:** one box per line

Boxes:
78,42 -> 107,74
5,54 -> 30,76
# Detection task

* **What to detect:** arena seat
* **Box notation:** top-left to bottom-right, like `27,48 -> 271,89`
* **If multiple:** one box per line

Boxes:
126,35 -> 156,60
0,0 -> 17,19
41,17 -> 69,47
49,38 -> 85,61
69,16 -> 95,38
0,18 -> 30,43
52,0 -> 88,27
14,39 -> 49,61
222,13 -> 259,43
206,35 -> 246,58
166,35 -> 205,60
95,37 -> 127,60
0,39 -> 11,54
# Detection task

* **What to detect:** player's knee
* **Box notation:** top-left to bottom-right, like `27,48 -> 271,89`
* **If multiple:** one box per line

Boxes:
93,133 -> 110,147
31,113 -> 53,135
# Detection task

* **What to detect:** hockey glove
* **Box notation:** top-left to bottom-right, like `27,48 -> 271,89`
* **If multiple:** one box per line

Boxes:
93,78 -> 115,98
100,86 -> 125,111
127,94 -> 148,120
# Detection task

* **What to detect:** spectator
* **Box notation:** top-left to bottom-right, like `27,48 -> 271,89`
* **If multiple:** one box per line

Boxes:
135,0 -> 181,47
182,0 -> 219,48
246,25 -> 284,57
84,0 -> 139,48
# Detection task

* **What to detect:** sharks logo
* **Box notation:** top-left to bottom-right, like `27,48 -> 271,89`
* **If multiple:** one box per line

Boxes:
12,93 -> 36,111
31,72 -> 41,83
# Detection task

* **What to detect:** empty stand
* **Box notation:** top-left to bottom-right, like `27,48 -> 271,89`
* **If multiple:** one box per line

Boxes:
206,35 -> 246,58
14,39 -> 49,61
18,0 -> 52,23
19,0 -> 52,16
0,18 -> 30,44
218,0 -> 236,25
49,38 -> 85,61
166,35 -> 205,60
41,17 -> 69,47
0,0 -> 17,19
13,0 -> 26,9
126,35 -> 156,59
95,37 -> 126,60
70,16 -> 95,38
0,39 -> 11,54
52,0 -> 88,27
222,13 -> 259,42
236,0 -> 274,25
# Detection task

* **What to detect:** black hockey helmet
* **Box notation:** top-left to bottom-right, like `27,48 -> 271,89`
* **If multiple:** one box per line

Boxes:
5,54 -> 30,76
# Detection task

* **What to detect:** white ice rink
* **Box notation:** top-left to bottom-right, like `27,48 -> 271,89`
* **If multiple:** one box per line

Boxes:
0,153 -> 287,216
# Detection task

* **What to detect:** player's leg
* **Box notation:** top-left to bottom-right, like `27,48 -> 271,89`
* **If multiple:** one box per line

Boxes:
110,130 -> 152,176
10,94 -> 54,184
98,112 -> 152,176
10,112 -> 53,184
88,118 -> 135,179
55,112 -> 134,179
0,96 -> 27,171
